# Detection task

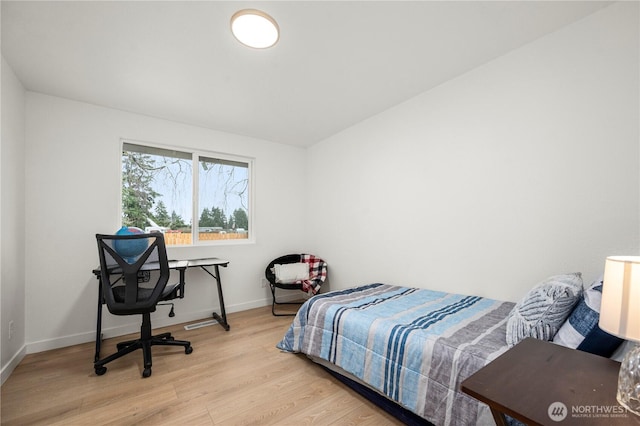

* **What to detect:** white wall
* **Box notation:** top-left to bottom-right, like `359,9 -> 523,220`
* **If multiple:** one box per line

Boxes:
1,56 -> 27,382
307,2 -> 640,302
24,93 -> 308,352
6,0 -> 640,363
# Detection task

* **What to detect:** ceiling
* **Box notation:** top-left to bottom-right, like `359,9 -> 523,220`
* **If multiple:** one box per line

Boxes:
1,1 -> 612,147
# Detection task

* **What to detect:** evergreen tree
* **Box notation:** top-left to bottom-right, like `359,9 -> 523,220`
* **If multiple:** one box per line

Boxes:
211,207 -> 227,228
154,201 -> 171,227
122,152 -> 159,229
233,208 -> 248,230
170,210 -> 186,229
199,207 -> 213,227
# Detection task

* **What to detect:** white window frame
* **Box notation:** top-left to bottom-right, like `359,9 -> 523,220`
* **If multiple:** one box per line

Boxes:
120,139 -> 255,247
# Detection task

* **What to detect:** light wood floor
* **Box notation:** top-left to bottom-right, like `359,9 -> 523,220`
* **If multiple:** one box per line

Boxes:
1,306 -> 403,425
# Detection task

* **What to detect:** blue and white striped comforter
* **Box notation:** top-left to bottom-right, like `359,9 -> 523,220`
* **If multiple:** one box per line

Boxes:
277,283 -> 515,425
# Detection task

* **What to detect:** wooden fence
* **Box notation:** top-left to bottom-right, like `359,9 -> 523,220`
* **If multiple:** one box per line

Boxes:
164,232 -> 248,246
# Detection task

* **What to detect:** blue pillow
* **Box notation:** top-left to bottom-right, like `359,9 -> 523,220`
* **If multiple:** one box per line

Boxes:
577,325 -> 624,357
553,276 -> 623,357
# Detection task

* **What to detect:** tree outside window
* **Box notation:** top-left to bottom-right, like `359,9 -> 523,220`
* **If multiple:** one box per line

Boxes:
122,142 -> 251,245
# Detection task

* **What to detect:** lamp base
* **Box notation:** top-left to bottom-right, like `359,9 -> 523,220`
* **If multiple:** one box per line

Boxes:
617,342 -> 640,416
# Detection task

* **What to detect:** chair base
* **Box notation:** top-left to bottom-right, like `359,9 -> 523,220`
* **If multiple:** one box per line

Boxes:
271,300 -> 304,316
270,284 -> 304,316
94,313 -> 192,378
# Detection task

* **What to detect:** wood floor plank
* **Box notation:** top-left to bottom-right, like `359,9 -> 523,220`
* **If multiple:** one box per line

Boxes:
1,307 -> 403,425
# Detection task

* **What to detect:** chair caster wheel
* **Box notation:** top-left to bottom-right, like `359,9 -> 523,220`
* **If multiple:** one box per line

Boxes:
95,366 -> 107,376
185,346 -> 193,355
142,368 -> 152,378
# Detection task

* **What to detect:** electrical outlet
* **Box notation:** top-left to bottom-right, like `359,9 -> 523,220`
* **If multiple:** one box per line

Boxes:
8,320 -> 15,340
261,278 -> 268,288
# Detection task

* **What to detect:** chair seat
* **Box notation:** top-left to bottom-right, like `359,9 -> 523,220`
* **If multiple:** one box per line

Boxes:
273,282 -> 304,290
113,282 -> 180,304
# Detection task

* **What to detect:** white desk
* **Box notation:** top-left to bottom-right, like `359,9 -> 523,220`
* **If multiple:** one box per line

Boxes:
92,257 -> 229,362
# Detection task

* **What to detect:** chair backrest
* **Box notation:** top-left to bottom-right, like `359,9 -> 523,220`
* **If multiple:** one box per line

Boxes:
96,232 -> 169,315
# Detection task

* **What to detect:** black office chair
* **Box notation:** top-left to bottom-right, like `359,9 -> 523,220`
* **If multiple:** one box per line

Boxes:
94,232 -> 192,378
265,254 -> 327,316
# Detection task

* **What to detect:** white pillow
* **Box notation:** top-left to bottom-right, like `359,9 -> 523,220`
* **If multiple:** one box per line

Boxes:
273,263 -> 309,284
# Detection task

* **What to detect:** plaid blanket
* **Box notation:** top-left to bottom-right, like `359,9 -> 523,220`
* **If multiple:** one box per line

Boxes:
300,254 -> 327,294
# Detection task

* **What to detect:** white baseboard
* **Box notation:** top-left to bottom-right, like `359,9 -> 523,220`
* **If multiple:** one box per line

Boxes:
1,344 -> 26,385
25,298 -> 275,355
5,294 -> 308,384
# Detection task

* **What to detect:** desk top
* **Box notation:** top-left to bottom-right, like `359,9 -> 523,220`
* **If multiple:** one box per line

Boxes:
186,258 -> 229,267
170,260 -> 189,269
93,257 -> 228,275
461,338 -> 640,425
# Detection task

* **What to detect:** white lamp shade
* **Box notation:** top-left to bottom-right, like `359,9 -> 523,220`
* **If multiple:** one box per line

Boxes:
599,256 -> 640,342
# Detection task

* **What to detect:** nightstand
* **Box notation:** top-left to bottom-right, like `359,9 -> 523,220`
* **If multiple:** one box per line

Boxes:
461,338 -> 640,425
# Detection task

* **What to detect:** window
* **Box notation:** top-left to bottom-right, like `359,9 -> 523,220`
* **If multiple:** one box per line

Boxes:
121,141 -> 252,246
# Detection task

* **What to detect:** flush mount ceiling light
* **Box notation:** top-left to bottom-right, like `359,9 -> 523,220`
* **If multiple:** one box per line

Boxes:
231,9 -> 279,49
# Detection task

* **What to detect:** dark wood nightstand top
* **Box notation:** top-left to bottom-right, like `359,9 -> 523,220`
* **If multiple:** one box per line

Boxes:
461,338 -> 640,425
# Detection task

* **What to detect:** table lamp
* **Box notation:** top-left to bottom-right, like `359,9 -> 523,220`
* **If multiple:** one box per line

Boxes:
599,256 -> 640,415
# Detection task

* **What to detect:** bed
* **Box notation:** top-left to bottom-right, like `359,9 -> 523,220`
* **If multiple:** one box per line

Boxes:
277,273 -> 627,425
276,283 -> 516,425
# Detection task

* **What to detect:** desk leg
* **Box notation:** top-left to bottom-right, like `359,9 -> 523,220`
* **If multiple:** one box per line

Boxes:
200,265 -> 230,331
95,278 -> 103,363
213,265 -> 229,330
490,409 -> 509,426
178,267 -> 186,298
